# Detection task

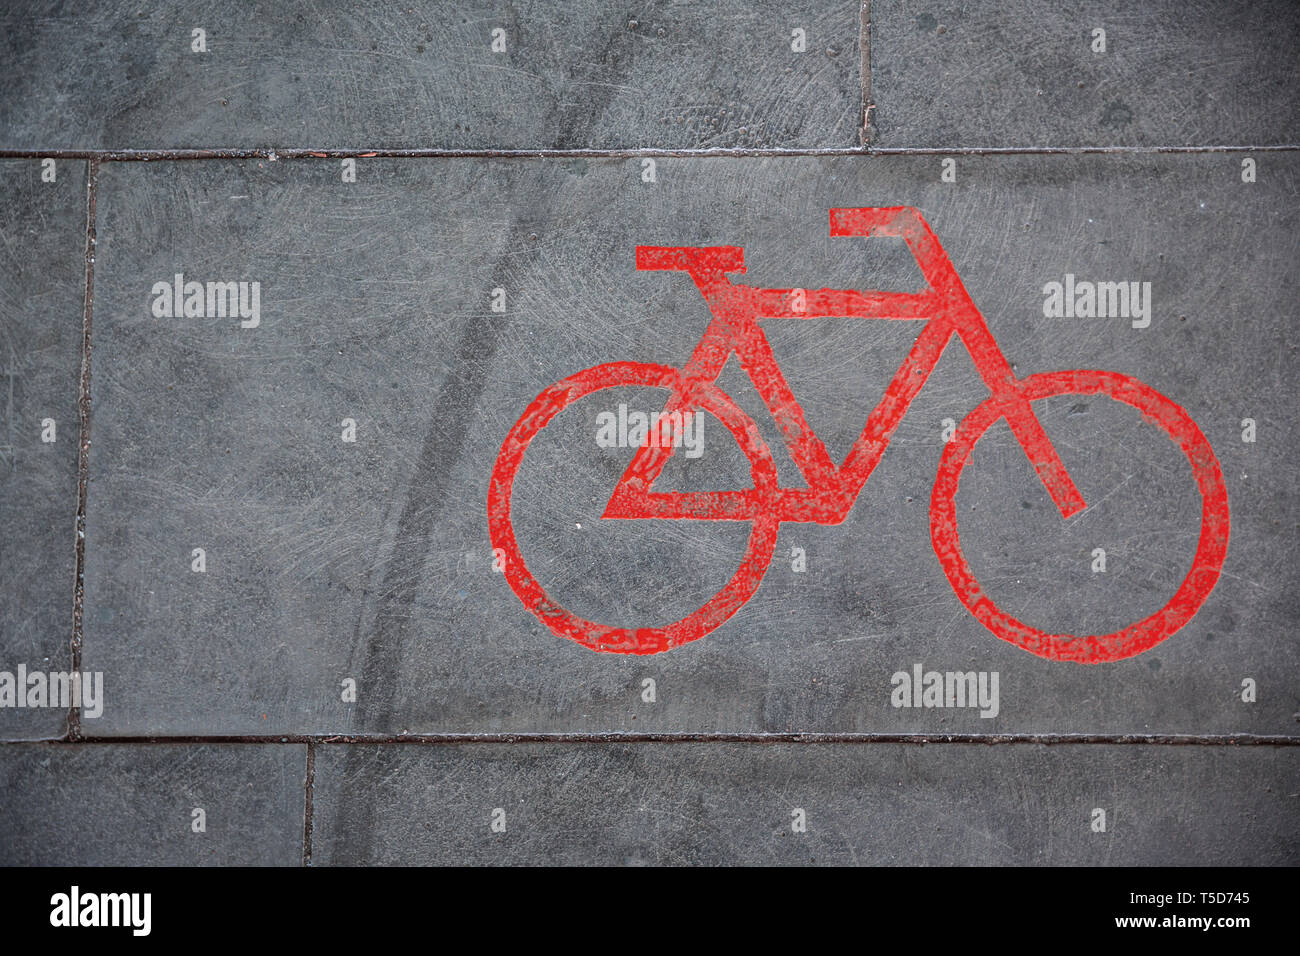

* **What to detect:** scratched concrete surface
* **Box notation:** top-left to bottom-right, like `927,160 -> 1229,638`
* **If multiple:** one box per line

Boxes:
0,160 -> 84,741
0,0 -> 861,150
312,743 -> 1299,865
2,1 -> 1298,867
0,743 -> 306,864
80,154 -> 1299,736
868,0 -> 1300,148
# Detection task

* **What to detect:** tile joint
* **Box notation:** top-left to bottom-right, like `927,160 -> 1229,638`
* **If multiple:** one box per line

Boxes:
67,157 -> 98,743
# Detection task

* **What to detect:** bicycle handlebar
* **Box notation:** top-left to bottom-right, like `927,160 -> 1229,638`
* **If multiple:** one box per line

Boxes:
636,208 -> 930,280
829,206 -> 921,238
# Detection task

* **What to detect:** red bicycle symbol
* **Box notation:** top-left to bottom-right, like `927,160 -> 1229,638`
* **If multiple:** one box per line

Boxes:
488,207 -> 1230,663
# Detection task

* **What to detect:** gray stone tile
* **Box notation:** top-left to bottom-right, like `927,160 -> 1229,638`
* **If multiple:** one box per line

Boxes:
0,159 -> 85,741
83,153 -> 1298,735
311,742 -> 1300,865
0,0 -> 861,150
0,742 -> 306,864
868,0 -> 1299,147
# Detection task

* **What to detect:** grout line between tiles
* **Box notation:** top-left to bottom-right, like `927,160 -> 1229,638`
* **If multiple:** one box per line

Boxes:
860,0 -> 873,146
67,157 -> 97,743
6,733 -> 1297,746
302,741 -> 315,866
0,145 -> 1295,162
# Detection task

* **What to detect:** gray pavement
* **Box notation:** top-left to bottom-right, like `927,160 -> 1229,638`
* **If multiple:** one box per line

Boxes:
0,0 -> 863,150
80,153 -> 1299,737
312,743 -> 1298,865
0,160 -> 84,741
0,743 -> 306,865
0,1 -> 1296,865
868,0 -> 1300,148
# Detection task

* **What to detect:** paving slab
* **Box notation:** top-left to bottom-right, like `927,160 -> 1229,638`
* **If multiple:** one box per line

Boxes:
0,742 -> 306,864
0,0 -> 861,151
868,0 -> 1300,148
83,152 -> 1299,735
0,159 -> 85,741
312,742 -> 1300,865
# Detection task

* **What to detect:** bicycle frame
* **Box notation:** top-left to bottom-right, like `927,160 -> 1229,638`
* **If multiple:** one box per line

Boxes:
607,207 -> 1088,526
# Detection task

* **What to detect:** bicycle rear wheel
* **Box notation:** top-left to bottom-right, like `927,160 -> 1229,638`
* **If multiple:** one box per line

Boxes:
488,361 -> 780,654
930,370 -> 1230,663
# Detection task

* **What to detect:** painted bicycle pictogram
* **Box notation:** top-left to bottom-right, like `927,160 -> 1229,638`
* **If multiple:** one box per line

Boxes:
488,207 -> 1230,663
